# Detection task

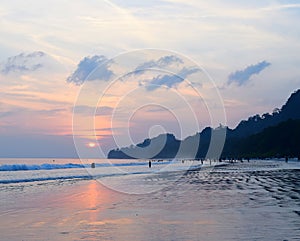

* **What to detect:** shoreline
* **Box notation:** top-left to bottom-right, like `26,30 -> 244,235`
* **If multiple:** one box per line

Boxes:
1,160 -> 300,240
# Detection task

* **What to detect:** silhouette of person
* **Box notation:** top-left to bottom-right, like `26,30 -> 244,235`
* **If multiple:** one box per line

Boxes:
149,160 -> 152,168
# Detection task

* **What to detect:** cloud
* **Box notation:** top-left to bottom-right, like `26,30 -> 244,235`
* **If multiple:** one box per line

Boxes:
145,75 -> 179,91
135,55 -> 184,71
67,55 -> 114,85
0,110 -> 15,118
96,106 -> 114,116
178,66 -> 200,78
144,106 -> 166,113
228,61 -> 271,86
133,55 -> 201,91
108,0 -> 169,8
145,66 -> 201,91
73,105 -> 113,116
37,108 -> 67,116
0,51 -> 45,74
0,107 -> 67,118
261,4 -> 300,12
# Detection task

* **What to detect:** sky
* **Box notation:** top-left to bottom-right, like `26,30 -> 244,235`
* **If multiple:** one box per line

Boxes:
0,0 -> 300,158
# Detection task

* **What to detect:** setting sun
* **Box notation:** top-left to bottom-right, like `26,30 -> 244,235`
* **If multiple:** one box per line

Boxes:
87,142 -> 96,148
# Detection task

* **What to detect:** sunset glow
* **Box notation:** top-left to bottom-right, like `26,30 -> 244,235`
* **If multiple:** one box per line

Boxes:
0,0 -> 299,158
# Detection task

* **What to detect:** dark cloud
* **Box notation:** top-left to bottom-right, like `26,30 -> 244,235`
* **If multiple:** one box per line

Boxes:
228,61 -> 271,86
67,55 -> 114,85
0,51 -> 45,74
145,66 -> 201,91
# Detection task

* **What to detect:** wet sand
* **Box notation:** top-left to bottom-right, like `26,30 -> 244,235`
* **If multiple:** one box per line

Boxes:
0,160 -> 300,240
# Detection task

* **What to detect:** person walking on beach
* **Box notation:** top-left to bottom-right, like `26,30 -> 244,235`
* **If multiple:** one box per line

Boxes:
149,160 -> 152,168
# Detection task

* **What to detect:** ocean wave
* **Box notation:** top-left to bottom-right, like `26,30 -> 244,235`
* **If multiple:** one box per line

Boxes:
0,161 -> 172,172
0,163 -> 85,172
0,171 -> 150,184
0,174 -> 92,184
0,160 -> 201,184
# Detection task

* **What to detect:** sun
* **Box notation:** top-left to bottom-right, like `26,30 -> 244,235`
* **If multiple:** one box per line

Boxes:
87,142 -> 96,148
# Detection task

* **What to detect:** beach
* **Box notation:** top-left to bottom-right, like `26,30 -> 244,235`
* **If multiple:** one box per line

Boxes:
0,159 -> 300,240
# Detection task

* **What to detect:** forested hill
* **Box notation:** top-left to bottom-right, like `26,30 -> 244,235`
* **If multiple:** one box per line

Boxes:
108,89 -> 300,159
229,89 -> 300,138
225,119 -> 300,159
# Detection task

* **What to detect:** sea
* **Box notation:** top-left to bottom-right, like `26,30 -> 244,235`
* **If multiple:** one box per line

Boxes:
0,158 -> 202,186
0,158 -> 300,240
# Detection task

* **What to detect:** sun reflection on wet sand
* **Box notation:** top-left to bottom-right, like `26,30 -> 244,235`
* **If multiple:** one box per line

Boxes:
52,180 -> 118,223
0,180 -> 123,240
87,181 -> 102,222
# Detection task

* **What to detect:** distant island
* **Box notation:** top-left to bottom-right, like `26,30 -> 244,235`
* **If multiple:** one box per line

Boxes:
108,89 -> 300,160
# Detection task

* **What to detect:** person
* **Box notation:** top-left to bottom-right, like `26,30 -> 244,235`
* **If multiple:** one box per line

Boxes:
148,160 -> 152,168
